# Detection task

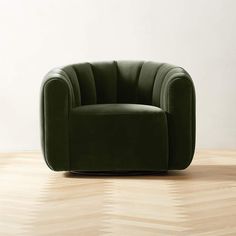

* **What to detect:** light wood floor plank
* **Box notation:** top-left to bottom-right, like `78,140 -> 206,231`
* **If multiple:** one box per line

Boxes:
0,150 -> 235,235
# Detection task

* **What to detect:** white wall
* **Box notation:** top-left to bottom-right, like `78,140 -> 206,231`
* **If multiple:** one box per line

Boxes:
0,0 -> 235,151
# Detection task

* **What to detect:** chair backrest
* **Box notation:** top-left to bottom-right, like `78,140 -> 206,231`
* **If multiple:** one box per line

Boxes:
61,60 -> 178,107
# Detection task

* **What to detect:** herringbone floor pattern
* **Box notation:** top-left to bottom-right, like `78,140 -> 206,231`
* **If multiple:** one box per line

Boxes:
0,150 -> 235,235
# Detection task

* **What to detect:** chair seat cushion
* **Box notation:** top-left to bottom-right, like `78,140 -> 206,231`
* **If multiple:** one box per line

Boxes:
69,104 -> 169,171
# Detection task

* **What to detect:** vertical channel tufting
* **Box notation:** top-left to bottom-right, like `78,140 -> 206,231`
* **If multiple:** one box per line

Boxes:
160,67 -> 186,110
152,64 -> 176,107
59,61 -> 189,109
88,62 -> 97,104
61,65 -> 81,106
73,63 -> 97,105
71,65 -> 81,106
137,61 -> 162,105
114,61 -> 119,103
90,61 -> 117,104
116,61 -> 144,103
134,61 -> 144,103
47,68 -> 76,107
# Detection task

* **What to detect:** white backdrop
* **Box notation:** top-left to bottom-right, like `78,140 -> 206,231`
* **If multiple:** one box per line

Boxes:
0,0 -> 236,151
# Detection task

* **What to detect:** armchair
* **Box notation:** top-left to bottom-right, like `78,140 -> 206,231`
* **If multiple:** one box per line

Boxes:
41,61 -> 195,172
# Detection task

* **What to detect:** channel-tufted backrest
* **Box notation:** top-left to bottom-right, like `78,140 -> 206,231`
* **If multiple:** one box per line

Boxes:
60,61 -> 185,107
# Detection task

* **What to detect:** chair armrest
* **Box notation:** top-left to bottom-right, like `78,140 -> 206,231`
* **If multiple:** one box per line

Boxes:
40,68 -> 75,171
160,67 -> 196,169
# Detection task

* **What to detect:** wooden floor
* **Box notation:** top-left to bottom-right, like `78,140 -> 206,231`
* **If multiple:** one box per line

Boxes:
0,150 -> 235,236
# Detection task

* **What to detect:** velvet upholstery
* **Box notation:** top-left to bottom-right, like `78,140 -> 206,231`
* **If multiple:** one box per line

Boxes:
41,61 -> 195,171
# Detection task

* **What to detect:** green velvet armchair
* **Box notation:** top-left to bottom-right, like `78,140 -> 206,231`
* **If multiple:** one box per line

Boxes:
41,61 -> 195,172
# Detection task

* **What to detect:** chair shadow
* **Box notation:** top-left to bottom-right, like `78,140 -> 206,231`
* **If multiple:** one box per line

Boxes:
64,165 -> 236,182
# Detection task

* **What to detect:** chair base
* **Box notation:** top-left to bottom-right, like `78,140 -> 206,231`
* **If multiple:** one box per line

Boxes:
70,170 -> 168,176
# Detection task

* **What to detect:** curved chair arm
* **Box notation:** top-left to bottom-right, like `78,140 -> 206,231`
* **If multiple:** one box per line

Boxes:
159,67 -> 196,169
40,68 -> 75,171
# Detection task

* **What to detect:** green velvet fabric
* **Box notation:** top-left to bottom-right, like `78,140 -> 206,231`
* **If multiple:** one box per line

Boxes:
41,61 -> 195,172
70,104 -> 168,171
